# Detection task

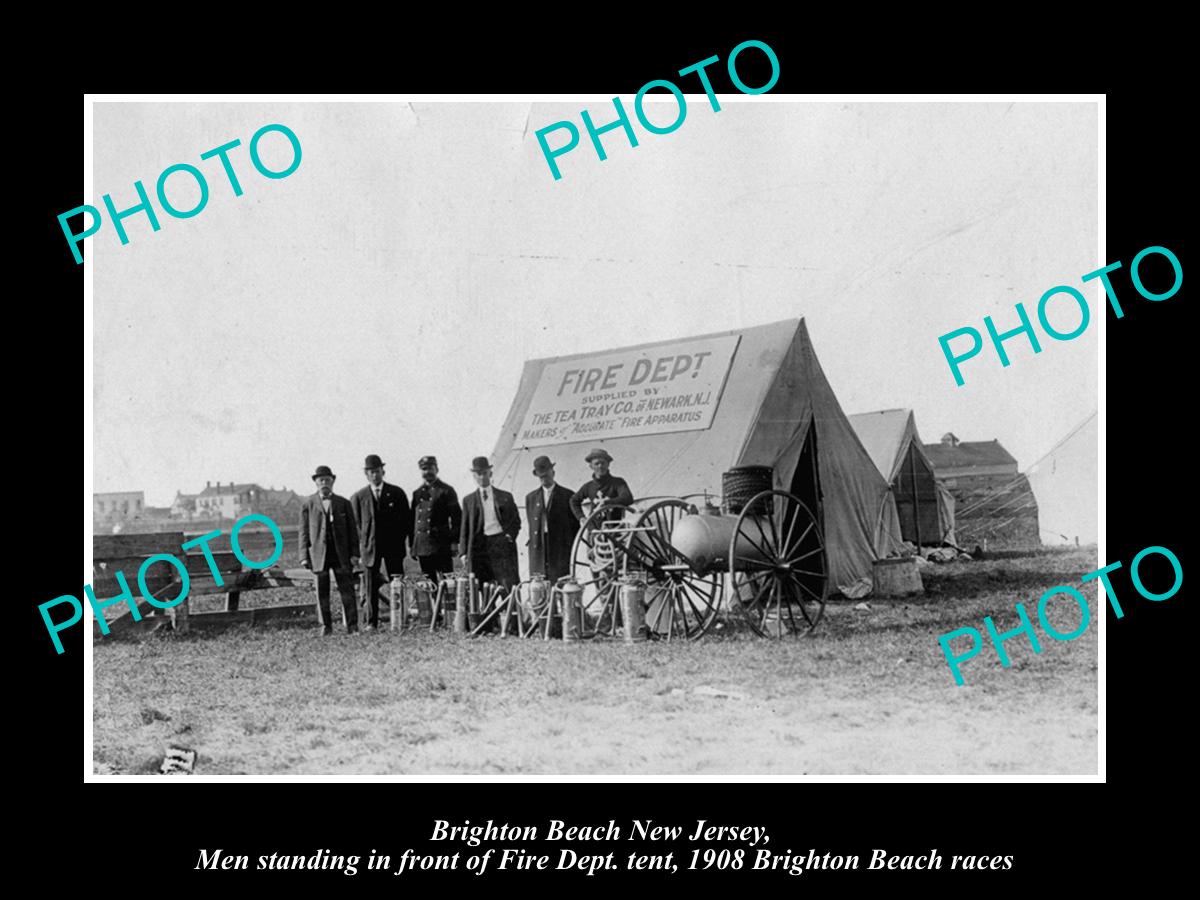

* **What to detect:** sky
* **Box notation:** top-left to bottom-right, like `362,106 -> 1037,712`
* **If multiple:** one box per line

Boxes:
92,99 -> 1098,525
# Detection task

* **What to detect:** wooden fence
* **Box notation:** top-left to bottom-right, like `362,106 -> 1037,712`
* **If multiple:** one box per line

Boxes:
92,526 -> 316,638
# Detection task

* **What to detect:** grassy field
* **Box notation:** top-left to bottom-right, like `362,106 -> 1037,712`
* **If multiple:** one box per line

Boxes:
92,548 -> 1098,775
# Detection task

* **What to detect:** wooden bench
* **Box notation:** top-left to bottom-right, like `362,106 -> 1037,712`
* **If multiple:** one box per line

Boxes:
92,529 -> 317,638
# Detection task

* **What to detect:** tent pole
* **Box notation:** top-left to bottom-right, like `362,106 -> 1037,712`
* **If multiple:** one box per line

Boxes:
910,446 -> 922,549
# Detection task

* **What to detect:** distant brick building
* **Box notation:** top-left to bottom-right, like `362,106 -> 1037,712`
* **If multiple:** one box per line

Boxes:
924,433 -> 1039,549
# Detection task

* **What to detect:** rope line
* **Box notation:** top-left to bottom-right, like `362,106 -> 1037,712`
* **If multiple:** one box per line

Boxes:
1024,409 -> 1098,474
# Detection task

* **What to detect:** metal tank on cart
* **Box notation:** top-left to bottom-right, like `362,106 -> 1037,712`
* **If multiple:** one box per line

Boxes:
567,465 -> 828,639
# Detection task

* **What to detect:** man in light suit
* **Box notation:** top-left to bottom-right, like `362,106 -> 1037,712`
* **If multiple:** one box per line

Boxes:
351,454 -> 412,632
525,455 -> 578,583
299,465 -> 360,635
458,456 -> 521,590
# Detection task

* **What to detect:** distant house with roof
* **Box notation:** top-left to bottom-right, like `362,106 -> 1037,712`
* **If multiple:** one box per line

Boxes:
170,481 -> 257,520
254,487 -> 303,524
94,491 -> 145,529
923,433 -> 1039,549
924,433 -> 1019,482
170,481 -> 301,525
93,491 -> 176,533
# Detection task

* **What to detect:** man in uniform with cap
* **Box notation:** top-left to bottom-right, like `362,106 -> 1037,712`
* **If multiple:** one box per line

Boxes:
351,454 -> 412,631
459,457 -> 522,590
410,456 -> 462,582
300,465 -> 360,635
569,448 -> 634,523
525,455 -> 578,582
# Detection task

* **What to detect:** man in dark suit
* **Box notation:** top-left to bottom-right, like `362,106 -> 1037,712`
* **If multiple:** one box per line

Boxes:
299,465 -> 360,635
411,456 -> 462,582
351,454 -> 412,632
525,455 -> 578,582
458,456 -> 521,590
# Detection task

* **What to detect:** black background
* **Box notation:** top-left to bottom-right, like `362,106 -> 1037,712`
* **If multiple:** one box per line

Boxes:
22,27 -> 1187,888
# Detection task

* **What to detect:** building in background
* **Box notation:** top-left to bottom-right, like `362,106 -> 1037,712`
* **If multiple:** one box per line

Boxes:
170,481 -> 301,524
253,487 -> 304,524
93,491 -> 145,529
924,433 -> 1039,549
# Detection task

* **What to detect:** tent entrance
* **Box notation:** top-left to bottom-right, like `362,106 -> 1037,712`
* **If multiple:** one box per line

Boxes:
788,425 -> 823,529
894,444 -> 940,545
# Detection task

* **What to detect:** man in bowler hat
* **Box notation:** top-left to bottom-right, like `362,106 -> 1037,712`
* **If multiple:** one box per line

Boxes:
525,455 -> 578,582
351,454 -> 412,631
459,457 -> 521,590
300,465 -> 360,635
411,456 -> 462,582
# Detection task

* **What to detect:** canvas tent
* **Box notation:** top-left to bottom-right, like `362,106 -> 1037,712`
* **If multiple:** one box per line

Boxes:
848,409 -> 956,547
490,318 -> 903,589
1026,411 -> 1097,546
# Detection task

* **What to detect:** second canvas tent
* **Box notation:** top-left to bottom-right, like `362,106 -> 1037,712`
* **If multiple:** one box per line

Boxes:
848,408 -> 956,548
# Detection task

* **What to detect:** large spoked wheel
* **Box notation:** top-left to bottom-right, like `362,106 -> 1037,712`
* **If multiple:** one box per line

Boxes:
569,503 -> 635,638
628,499 -> 722,640
728,489 -> 827,637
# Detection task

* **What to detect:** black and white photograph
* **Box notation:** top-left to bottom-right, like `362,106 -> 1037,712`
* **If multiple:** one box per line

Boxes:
84,95 -> 1101,777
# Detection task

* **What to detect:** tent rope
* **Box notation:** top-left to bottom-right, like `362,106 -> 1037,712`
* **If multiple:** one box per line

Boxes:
940,410 -> 1096,520
959,485 -> 1037,519
1024,409 -> 1098,474
971,500 -> 1038,534
954,477 -> 1025,517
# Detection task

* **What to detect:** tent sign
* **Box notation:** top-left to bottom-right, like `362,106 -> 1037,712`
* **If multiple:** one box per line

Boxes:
517,335 -> 740,445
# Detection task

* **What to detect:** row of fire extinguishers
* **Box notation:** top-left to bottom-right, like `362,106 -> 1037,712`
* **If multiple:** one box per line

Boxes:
388,572 -> 654,642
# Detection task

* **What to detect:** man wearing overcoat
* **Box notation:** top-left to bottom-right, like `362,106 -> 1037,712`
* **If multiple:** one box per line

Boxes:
410,456 -> 462,581
525,455 -> 578,582
300,465 -> 360,635
351,454 -> 412,631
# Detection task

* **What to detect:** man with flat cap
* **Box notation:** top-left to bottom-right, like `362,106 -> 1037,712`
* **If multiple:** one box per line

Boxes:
569,448 -> 634,523
411,456 -> 462,582
525,455 -> 578,583
351,454 -> 412,631
459,456 -> 522,590
300,465 -> 360,635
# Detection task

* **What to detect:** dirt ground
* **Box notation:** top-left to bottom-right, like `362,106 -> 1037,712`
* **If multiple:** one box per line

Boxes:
92,548 -> 1098,775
